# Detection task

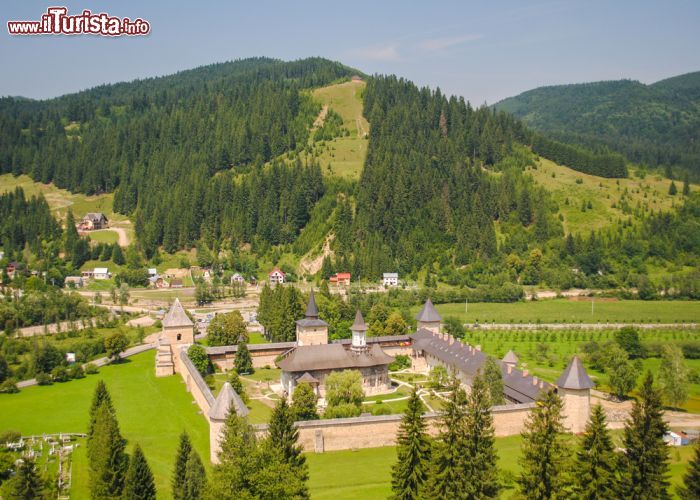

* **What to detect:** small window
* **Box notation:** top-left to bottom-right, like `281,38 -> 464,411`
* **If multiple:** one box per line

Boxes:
177,334 -> 182,341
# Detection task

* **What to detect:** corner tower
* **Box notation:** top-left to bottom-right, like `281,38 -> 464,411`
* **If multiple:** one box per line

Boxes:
295,290 -> 328,346
556,356 -> 593,433
415,298 -> 441,334
350,310 -> 368,352
156,298 -> 194,376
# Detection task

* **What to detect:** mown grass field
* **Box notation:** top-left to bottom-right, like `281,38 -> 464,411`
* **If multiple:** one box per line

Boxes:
425,299 -> 700,324
86,229 -> 119,244
307,432 -> 696,499
528,158 -> 697,234
0,351 -> 210,499
306,80 -> 369,179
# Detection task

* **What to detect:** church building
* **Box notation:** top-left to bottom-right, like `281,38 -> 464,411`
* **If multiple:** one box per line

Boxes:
277,290 -> 395,397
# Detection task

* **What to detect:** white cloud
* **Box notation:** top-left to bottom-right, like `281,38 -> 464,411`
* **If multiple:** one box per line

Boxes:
346,42 -> 402,62
418,34 -> 483,52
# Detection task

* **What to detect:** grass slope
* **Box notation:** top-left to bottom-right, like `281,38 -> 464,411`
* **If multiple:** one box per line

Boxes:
307,80 -> 369,179
528,158 -> 695,234
0,351 -> 210,499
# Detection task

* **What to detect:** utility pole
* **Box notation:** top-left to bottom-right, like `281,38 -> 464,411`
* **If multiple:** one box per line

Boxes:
591,297 -> 594,316
465,298 -> 468,315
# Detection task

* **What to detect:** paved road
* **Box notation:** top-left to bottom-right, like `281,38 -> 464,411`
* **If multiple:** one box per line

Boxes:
16,343 -> 156,388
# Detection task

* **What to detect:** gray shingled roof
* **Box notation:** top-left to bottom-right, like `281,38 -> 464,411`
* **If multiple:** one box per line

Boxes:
297,372 -> 319,384
411,329 -> 550,403
305,289 -> 319,318
503,350 -> 519,364
209,382 -> 249,420
351,310 -> 368,331
556,356 -> 594,390
162,298 -> 193,328
415,299 -> 441,323
277,343 -> 394,372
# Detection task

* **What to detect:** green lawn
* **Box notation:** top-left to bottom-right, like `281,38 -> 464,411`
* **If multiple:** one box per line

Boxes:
248,332 -> 268,344
426,299 -> 700,324
87,229 -> 119,244
307,433 -> 695,499
0,351 -> 210,499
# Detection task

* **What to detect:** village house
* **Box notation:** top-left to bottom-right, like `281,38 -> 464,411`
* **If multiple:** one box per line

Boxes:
268,267 -> 285,284
82,267 -> 111,280
382,272 -> 399,287
277,291 -> 394,397
5,262 -> 20,279
230,273 -> 245,285
78,212 -> 108,231
148,268 -> 157,277
64,276 -> 84,288
149,275 -> 166,288
330,272 -> 351,286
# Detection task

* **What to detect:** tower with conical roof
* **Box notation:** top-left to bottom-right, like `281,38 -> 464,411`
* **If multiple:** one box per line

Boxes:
155,298 -> 195,377
350,310 -> 368,353
415,298 -> 442,334
556,356 -> 593,433
208,381 -> 249,463
295,290 -> 329,346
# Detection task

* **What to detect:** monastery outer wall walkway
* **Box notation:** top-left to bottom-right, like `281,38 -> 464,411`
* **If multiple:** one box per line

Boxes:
178,347 -> 215,415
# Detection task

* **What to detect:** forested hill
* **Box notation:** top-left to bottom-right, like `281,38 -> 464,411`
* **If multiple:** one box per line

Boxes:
495,71 -> 700,177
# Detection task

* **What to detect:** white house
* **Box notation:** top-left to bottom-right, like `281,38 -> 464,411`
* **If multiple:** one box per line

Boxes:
148,268 -> 158,277
64,276 -> 84,288
382,272 -> 399,287
231,273 -> 245,284
268,267 -> 285,284
93,267 -> 111,280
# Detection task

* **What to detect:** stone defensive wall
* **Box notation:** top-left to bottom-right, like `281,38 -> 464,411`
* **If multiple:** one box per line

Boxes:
179,347 -> 215,415
252,402 -> 536,453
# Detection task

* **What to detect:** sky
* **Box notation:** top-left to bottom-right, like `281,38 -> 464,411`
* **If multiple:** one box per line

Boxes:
2,0 -> 699,104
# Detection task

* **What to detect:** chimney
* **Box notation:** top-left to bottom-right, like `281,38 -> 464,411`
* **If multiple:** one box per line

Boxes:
507,365 -> 513,375
532,376 -> 539,386
522,369 -> 529,377
448,335 -> 455,345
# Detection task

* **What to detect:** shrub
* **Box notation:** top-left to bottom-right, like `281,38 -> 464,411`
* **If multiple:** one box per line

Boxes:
187,344 -> 210,376
69,364 -> 85,379
51,366 -> 70,382
84,363 -> 99,375
36,372 -> 52,386
388,354 -> 411,371
370,404 -> 393,416
323,403 -> 362,419
0,380 -> 19,394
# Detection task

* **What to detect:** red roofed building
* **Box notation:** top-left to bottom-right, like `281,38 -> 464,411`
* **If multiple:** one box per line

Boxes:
268,267 -> 285,284
330,272 -> 351,286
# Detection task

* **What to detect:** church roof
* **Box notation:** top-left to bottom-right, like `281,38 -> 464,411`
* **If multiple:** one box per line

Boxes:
502,350 -> 519,364
305,289 -> 319,318
209,382 -> 249,420
556,356 -> 594,390
277,343 -> 393,372
162,298 -> 193,328
297,372 -> 319,384
411,328 -> 550,403
351,310 -> 368,331
415,299 -> 441,323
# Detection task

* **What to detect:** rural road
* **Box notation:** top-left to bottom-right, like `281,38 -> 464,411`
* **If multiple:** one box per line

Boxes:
18,310 -> 154,337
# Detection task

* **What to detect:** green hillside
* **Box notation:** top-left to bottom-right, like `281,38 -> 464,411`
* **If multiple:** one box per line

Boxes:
495,71 -> 700,177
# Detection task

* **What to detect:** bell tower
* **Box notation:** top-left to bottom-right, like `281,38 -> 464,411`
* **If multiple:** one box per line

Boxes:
415,298 -> 441,334
350,310 -> 368,352
295,290 -> 328,346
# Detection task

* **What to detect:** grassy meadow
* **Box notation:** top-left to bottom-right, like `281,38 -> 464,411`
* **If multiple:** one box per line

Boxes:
425,299 -> 700,324
0,351 -> 210,499
528,158 -> 697,234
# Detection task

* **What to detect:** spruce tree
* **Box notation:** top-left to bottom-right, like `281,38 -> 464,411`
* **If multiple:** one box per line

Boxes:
183,448 -> 207,500
87,380 -> 114,443
682,172 -> 691,196
172,432 -> 192,500
463,372 -> 500,498
9,458 -> 43,499
64,209 -> 79,256
391,387 -> 431,499
574,404 -> 617,499
228,371 -> 249,404
88,401 -> 128,498
678,441 -> 700,499
483,356 -> 505,406
517,389 -> 571,499
618,371 -> 670,499
122,444 -> 156,500
426,379 -> 468,498
669,181 -> 678,196
267,398 -> 307,478
235,341 -> 253,374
